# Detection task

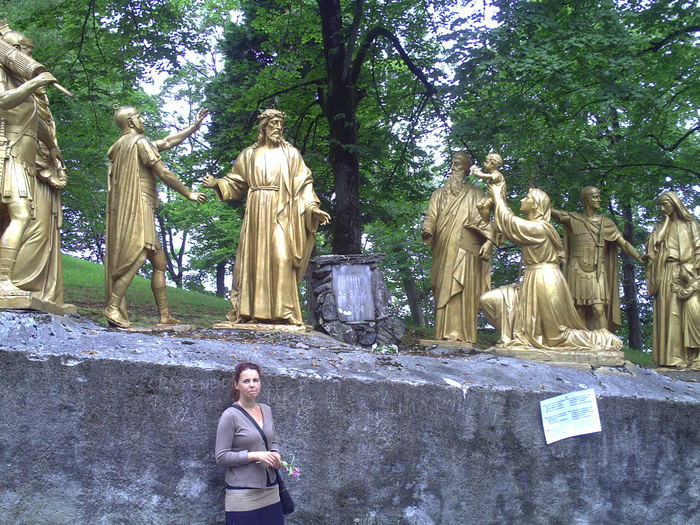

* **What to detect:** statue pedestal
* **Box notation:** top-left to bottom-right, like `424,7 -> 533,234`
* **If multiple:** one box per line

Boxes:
419,339 -> 477,348
0,295 -> 76,316
478,345 -> 625,367
308,254 -> 404,346
212,321 -> 311,332
122,324 -> 198,332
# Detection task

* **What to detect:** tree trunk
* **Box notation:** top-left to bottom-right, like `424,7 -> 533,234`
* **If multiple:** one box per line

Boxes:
317,0 -> 363,254
215,262 -> 227,298
403,276 -> 425,327
621,203 -> 642,349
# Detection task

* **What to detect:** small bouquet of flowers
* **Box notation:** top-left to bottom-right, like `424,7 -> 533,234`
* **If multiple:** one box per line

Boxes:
280,455 -> 300,478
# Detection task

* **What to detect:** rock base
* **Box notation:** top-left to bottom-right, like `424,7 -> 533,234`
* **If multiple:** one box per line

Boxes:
0,312 -> 699,525
212,321 -> 311,332
0,295 -> 77,315
478,344 -> 625,367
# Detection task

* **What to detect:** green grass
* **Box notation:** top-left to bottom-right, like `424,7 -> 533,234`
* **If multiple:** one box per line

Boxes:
62,254 -> 230,327
623,347 -> 654,366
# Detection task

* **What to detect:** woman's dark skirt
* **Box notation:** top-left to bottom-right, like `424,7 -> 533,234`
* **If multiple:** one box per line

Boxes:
225,485 -> 284,525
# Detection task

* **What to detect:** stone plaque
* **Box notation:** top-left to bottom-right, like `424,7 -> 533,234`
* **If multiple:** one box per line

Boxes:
332,264 -> 375,322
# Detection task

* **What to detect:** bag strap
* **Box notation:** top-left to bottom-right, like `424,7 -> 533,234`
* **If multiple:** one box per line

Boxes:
232,403 -> 269,450
232,403 -> 277,486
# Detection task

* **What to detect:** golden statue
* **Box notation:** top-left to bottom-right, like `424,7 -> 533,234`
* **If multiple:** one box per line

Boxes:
421,152 -> 494,343
104,106 -> 208,328
551,187 -> 643,331
0,29 -> 61,298
474,161 -> 621,351
202,109 -> 330,325
645,191 -> 700,367
3,30 -> 70,309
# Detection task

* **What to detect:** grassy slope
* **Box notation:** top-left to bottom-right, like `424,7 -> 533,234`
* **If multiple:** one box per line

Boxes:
62,254 -> 230,327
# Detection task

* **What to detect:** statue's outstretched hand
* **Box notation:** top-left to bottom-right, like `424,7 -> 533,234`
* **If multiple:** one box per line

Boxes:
194,107 -> 209,129
189,191 -> 207,203
201,174 -> 217,189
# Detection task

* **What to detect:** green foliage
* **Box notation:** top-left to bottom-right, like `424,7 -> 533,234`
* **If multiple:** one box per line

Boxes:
447,0 -> 700,202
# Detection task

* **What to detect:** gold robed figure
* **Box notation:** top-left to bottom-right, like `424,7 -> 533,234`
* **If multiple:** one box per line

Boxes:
203,109 -> 330,326
8,31 -> 68,305
104,106 -> 208,328
552,186 -> 643,332
645,191 -> 700,368
421,152 -> 495,343
0,27 -> 62,299
475,162 -> 621,351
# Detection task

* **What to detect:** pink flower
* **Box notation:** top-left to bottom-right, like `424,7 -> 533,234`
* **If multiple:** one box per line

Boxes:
291,467 -> 300,478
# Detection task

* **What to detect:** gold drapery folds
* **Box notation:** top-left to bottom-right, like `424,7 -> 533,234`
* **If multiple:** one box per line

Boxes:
475,163 -> 622,352
203,109 -> 329,325
645,191 -> 700,368
0,25 -> 68,304
422,152 -> 495,343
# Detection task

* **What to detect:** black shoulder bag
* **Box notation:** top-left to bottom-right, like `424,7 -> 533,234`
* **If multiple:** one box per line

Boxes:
232,404 -> 295,515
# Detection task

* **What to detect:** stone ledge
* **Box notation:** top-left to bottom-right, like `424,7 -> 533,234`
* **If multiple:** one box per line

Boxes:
0,312 -> 698,525
211,321 -> 311,332
0,295 -> 77,315
477,344 -> 626,367
125,323 -> 198,333
310,253 -> 385,266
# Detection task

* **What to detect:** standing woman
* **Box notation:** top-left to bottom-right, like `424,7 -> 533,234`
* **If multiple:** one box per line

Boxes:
645,191 -> 700,367
215,362 -> 284,525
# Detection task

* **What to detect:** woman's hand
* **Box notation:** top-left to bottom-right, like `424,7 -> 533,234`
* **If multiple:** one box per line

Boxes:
249,451 -> 282,469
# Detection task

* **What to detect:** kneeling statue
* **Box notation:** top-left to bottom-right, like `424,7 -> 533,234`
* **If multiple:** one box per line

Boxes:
473,160 -> 621,351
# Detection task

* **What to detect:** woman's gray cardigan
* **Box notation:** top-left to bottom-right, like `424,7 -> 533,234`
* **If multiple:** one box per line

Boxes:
215,403 -> 281,488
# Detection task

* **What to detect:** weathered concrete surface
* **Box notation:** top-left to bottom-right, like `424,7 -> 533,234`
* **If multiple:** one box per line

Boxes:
0,311 -> 699,525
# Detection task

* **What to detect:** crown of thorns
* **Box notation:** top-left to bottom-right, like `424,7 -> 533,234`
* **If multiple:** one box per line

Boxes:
258,109 -> 285,121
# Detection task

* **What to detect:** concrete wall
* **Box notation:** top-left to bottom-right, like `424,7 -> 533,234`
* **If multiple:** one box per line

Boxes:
0,312 -> 698,525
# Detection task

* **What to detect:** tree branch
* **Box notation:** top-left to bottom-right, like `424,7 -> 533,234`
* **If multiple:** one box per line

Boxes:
580,162 -> 700,178
350,26 -> 436,97
342,0 -> 365,78
70,0 -> 95,70
643,26 -> 700,53
256,78 -> 326,107
647,124 -> 700,152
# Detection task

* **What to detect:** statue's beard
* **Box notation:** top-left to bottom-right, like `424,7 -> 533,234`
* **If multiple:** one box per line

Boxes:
446,170 -> 465,194
266,131 -> 283,146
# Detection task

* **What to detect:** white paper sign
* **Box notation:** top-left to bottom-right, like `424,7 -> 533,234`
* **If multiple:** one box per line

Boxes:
540,388 -> 602,444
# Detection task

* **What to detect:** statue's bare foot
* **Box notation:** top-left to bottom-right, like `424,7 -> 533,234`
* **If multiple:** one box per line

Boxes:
159,315 -> 180,325
103,306 -> 132,329
0,279 -> 31,296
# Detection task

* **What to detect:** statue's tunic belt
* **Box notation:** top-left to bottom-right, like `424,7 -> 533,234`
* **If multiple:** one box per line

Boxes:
249,185 -> 279,192
5,124 -> 38,140
525,263 -> 558,270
